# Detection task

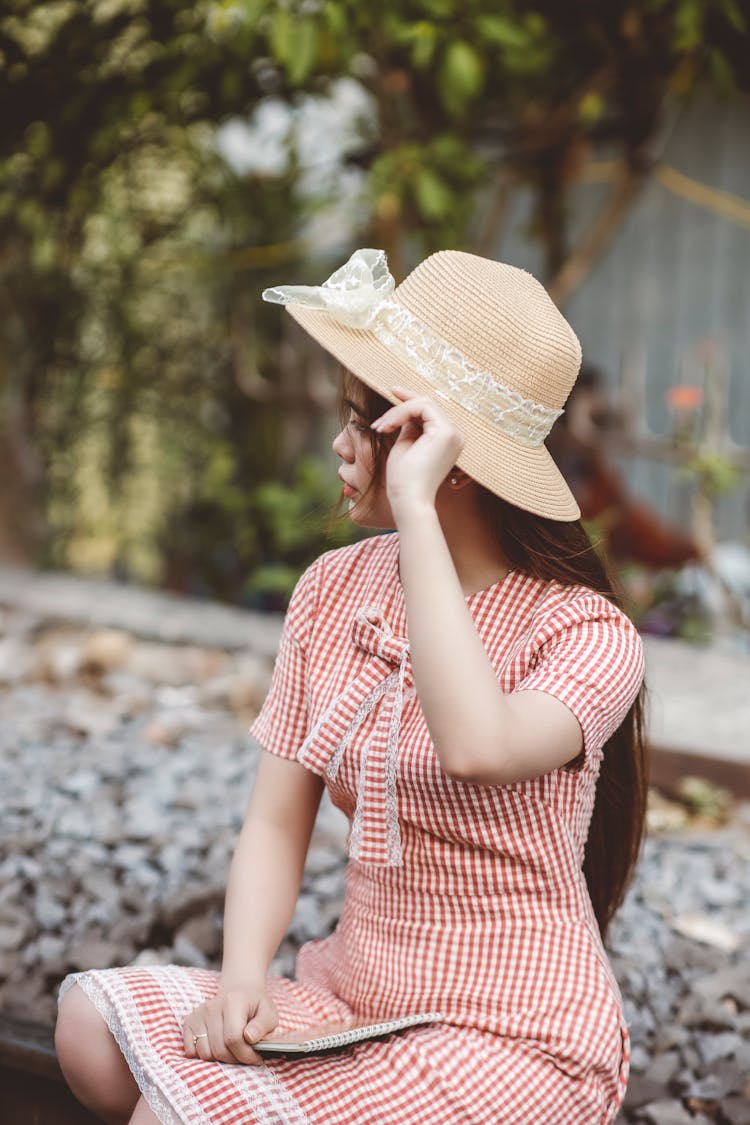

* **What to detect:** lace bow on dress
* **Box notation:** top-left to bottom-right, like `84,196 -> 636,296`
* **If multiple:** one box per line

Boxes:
298,606 -> 414,867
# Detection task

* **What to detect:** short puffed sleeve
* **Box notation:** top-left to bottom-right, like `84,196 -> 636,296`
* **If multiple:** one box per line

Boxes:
250,559 -> 320,762
513,592 -> 644,759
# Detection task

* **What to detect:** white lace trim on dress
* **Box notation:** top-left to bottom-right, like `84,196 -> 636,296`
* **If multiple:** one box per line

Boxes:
59,969 -> 311,1125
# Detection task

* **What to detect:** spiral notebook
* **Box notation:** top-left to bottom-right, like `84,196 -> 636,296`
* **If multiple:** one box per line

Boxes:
254,1012 -> 443,1055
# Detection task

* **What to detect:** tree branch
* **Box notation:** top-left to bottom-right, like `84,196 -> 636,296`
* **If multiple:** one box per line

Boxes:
547,158 -> 649,308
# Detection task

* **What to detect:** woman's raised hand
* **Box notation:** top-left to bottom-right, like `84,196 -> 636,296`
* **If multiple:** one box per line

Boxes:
182,982 -> 279,1066
371,387 -> 464,518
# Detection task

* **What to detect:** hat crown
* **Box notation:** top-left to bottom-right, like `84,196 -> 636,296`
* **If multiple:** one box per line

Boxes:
394,251 -> 581,412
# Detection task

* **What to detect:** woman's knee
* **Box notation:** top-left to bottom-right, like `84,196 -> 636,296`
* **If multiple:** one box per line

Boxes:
56,982 -> 105,1069
56,983 -> 138,1122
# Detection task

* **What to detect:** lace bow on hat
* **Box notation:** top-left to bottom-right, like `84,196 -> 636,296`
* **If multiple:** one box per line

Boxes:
263,248 -> 395,329
297,606 -> 414,867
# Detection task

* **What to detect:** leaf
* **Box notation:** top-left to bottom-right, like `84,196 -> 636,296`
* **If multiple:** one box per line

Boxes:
411,21 -> 438,69
418,0 -> 456,18
673,0 -> 703,52
269,9 -> 319,85
708,47 -> 736,92
413,167 -> 453,220
439,39 -> 484,118
578,90 -> 605,125
269,6 -> 292,63
473,14 -> 530,50
240,0 -> 267,27
323,1 -> 348,40
719,0 -> 746,33
285,19 -> 319,85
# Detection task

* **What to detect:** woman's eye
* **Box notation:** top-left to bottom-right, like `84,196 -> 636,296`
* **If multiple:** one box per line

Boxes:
348,416 -> 368,434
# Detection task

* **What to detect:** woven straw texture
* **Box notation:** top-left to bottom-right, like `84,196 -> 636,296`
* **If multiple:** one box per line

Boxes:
289,250 -> 582,521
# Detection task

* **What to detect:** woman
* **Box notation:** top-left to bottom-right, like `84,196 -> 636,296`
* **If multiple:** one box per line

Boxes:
56,249 -> 647,1124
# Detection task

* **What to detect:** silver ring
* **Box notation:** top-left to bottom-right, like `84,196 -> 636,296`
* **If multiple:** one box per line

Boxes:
192,1033 -> 209,1046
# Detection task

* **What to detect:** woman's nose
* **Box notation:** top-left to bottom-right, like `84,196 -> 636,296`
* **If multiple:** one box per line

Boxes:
332,427 -> 353,460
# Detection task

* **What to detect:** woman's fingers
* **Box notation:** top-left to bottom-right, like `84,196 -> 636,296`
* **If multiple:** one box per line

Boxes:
182,992 -> 278,1066
183,1010 -> 211,1060
182,1018 -> 198,1059
205,1006 -> 235,1063
243,995 -> 280,1053
223,994 -> 268,1066
373,395 -> 430,431
372,397 -> 450,440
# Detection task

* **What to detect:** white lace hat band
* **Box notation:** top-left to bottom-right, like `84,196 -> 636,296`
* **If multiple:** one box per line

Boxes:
263,248 -> 582,520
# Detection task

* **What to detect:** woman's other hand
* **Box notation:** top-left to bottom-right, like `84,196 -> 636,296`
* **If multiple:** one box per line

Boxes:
372,387 -> 464,519
182,983 -> 279,1066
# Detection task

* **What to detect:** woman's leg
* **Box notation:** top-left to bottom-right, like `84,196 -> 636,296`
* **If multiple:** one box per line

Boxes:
56,982 -> 141,1125
129,1098 -> 161,1124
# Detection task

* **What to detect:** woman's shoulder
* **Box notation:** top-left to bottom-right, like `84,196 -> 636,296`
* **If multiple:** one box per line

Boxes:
315,531 -> 399,579
518,575 -> 641,648
290,534 -> 399,620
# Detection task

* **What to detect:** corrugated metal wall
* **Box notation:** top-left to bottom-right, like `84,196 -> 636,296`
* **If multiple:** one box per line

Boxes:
499,94 -> 750,543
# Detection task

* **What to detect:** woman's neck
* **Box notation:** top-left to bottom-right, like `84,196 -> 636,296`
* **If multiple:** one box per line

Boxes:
436,490 -> 512,597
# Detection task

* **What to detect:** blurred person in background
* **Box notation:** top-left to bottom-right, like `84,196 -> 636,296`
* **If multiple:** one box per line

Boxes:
547,365 -> 701,570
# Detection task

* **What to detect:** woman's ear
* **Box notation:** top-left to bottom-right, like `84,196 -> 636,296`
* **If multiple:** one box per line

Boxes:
446,469 -> 473,491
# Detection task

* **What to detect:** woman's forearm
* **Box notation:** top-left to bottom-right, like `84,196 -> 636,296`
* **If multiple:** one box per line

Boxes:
219,754 -> 323,988
219,817 -> 307,986
397,505 -> 582,784
396,504 -> 514,777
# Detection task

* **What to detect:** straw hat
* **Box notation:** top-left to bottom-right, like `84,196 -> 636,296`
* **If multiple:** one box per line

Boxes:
263,248 -> 582,521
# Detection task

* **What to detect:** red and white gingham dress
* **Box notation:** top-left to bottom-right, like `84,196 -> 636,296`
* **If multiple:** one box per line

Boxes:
62,532 -> 644,1124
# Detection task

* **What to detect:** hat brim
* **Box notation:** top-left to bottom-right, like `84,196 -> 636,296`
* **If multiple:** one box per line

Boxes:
288,305 -> 581,522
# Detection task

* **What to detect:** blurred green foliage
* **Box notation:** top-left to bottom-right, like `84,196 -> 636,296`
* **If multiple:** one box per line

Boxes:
0,0 -> 746,602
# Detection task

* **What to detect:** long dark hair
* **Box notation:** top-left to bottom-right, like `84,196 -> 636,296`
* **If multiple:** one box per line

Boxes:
343,373 -> 648,940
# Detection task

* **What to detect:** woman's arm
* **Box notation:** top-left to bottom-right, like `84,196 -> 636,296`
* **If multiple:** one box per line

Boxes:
373,391 -> 582,786
221,750 -> 323,985
182,750 -> 324,1064
396,504 -> 581,784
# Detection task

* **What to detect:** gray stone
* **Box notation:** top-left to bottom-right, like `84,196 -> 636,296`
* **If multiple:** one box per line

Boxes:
109,911 -> 157,947
159,885 -> 225,931
132,948 -> 173,967
721,1096 -> 750,1125
175,915 -> 221,960
55,805 -> 96,841
69,938 -> 127,971
699,1055 -> 748,1099
733,1039 -> 750,1076
681,1070 -> 731,1101
652,1025 -> 688,1054
0,636 -> 34,684
639,1098 -> 705,1124
624,1051 -> 681,1108
0,904 -> 31,952
34,887 -> 67,930
695,1029 -> 743,1066
36,935 -> 69,976
172,932 -> 209,969
629,1043 -> 652,1073
693,967 -> 750,1010
678,992 -> 738,1031
80,892 -> 124,929
63,690 -> 126,737
664,935 -> 727,975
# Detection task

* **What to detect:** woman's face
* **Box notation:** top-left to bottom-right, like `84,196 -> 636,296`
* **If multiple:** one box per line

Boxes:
332,389 -> 395,530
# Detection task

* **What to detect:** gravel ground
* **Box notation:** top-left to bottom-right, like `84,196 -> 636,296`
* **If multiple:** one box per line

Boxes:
0,602 -> 748,1123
